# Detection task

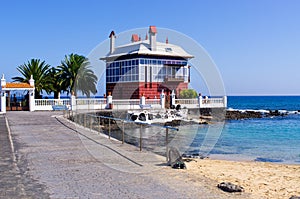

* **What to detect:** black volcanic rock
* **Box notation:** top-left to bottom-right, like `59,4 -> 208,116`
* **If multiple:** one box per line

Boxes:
226,111 -> 262,120
217,182 -> 244,193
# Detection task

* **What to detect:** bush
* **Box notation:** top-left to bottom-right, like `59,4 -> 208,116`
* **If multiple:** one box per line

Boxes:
179,89 -> 198,99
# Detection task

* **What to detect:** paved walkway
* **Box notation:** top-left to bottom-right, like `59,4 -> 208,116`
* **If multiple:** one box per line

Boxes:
1,111 -> 247,198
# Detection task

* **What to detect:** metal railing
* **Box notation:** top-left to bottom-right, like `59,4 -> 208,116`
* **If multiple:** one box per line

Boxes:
69,111 -> 178,154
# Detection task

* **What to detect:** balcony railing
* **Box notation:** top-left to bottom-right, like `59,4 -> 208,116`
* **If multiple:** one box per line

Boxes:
164,75 -> 184,82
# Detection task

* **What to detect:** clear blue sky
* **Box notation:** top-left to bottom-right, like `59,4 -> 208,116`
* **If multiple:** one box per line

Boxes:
1,0 -> 300,95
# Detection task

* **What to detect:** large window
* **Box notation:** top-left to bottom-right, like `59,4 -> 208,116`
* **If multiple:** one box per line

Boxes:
106,58 -> 189,83
138,58 -> 189,83
106,59 -> 139,83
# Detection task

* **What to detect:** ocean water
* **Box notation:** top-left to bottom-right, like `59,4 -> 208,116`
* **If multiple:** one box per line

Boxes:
188,96 -> 300,164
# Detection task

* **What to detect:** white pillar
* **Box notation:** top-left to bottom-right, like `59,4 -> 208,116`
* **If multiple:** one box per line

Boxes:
70,94 -> 76,111
223,96 -> 227,108
198,94 -> 203,108
29,75 -> 35,111
140,95 -> 146,106
160,89 -> 165,109
171,90 -> 176,107
106,93 -> 113,109
0,74 -> 6,113
29,89 -> 35,112
1,92 -> 6,113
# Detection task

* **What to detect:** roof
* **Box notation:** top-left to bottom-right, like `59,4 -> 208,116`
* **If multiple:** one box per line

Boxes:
101,40 -> 194,60
2,82 -> 34,89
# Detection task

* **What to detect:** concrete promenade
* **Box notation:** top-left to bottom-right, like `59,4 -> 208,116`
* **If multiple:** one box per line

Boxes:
1,111 -> 245,199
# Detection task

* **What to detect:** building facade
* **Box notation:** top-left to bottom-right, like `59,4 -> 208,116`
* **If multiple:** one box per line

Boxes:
101,26 -> 194,99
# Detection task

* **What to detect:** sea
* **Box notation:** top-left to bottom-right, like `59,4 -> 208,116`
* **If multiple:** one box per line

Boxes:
186,96 -> 300,164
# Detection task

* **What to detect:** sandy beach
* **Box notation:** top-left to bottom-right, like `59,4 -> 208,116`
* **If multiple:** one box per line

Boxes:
184,158 -> 300,199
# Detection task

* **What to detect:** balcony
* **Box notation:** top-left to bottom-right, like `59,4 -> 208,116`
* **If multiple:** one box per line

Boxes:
164,75 -> 185,82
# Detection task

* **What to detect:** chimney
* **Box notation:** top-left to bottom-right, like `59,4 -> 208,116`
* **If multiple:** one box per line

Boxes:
109,31 -> 116,54
1,74 -> 6,87
131,34 -> 139,42
149,26 -> 157,51
145,33 -> 148,40
166,37 -> 168,44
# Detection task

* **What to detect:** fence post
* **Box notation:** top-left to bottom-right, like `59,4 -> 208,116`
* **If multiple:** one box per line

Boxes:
108,118 -> 111,139
140,94 -> 145,106
223,96 -> 227,108
171,90 -> 176,108
70,94 -> 76,111
140,124 -> 142,151
166,128 -> 169,161
98,116 -> 101,134
160,89 -> 165,109
89,115 -> 92,131
122,121 -> 125,144
198,93 -> 203,108
107,92 -> 113,109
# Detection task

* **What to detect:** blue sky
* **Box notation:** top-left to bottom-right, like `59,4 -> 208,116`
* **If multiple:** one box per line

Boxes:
1,0 -> 300,95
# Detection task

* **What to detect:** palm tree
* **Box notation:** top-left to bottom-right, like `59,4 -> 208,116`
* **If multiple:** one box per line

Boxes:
47,66 -> 64,99
58,54 -> 97,97
12,59 -> 52,98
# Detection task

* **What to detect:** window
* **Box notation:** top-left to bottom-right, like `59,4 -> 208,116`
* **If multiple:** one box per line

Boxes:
165,48 -> 172,52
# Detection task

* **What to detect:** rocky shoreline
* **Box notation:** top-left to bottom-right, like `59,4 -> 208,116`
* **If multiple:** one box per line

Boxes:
225,109 -> 297,120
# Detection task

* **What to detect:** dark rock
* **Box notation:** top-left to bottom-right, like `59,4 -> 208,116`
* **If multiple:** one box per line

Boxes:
290,196 -> 300,199
217,182 -> 244,193
226,110 -> 262,120
171,159 -> 186,169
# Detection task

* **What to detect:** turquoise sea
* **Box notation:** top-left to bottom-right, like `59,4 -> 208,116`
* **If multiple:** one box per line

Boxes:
188,96 -> 300,164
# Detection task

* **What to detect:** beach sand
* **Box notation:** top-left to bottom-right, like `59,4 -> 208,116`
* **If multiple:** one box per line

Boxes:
184,158 -> 300,199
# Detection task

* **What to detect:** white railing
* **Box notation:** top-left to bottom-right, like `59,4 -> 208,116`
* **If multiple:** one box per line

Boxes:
35,99 -> 70,111
111,99 -> 141,110
76,98 -> 107,110
76,98 -> 106,105
175,97 -> 226,109
200,97 -> 227,108
175,98 -> 198,105
112,99 -> 140,105
33,96 -> 227,111
146,99 -> 160,105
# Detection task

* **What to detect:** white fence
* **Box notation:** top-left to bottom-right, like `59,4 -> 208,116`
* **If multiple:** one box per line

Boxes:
34,96 -> 227,111
35,99 -> 71,111
175,97 -> 226,109
75,98 -> 107,110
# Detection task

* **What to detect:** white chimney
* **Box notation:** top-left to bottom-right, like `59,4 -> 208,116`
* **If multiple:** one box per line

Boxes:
149,26 -> 157,51
109,31 -> 116,54
1,74 -> 6,87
